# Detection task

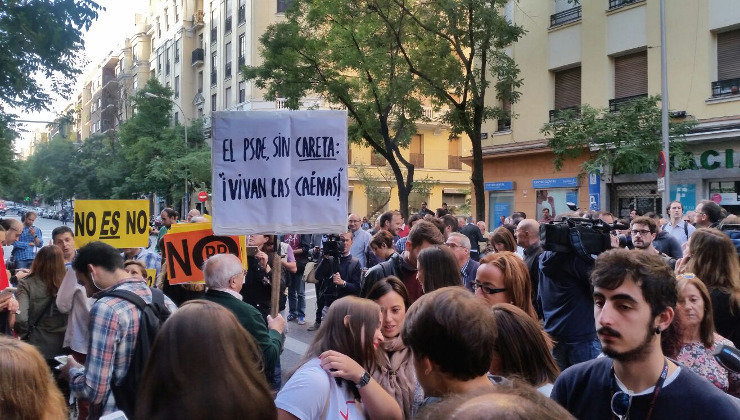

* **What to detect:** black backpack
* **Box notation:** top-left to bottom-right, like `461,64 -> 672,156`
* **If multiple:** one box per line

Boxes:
97,287 -> 171,418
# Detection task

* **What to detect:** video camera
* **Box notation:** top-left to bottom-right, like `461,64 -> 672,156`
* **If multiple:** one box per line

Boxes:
541,205 -> 628,258
322,234 -> 345,258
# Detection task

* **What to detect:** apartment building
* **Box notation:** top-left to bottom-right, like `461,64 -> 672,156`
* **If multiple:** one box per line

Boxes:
480,0 -> 740,223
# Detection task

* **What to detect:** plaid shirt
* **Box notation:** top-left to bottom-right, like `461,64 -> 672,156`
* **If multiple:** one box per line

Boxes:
69,279 -> 177,415
12,225 -> 42,262
128,248 -> 162,279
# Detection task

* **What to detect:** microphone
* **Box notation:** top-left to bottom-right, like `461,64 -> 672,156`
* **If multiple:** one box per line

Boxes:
713,344 -> 740,374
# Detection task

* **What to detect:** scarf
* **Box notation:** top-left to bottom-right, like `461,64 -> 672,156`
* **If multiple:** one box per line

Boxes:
372,335 -> 416,419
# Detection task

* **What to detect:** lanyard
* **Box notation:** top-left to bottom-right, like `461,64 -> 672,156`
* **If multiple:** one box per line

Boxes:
611,359 -> 669,420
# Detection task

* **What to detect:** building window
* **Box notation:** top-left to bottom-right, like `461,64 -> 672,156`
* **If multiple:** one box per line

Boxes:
165,47 -> 171,75
174,111 -> 179,125
277,0 -> 293,13
239,0 -> 246,23
174,75 -> 180,98
611,50 -> 647,111
225,42 -> 232,79
211,51 -> 218,85
551,66 -> 581,121
174,41 -> 180,63
157,53 -> 162,72
164,9 -> 169,30
239,81 -> 245,103
133,77 -> 138,92
210,11 -> 217,44
497,99 -> 511,131
239,33 -> 246,65
225,0 -> 233,33
198,71 -> 204,93
712,29 -> 740,97
409,134 -> 424,168
156,17 -> 161,38
211,93 -> 217,111
448,136 -> 461,169
225,87 -> 232,108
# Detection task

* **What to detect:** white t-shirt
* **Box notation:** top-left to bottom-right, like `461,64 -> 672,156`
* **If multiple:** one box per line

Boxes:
276,357 -> 365,420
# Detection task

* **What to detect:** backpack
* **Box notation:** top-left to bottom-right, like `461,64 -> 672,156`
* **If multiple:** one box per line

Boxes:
97,287 -> 171,418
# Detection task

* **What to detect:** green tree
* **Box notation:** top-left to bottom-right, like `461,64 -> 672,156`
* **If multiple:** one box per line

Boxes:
28,134 -> 78,202
369,0 -> 524,221
541,95 -> 696,178
243,0 -> 425,218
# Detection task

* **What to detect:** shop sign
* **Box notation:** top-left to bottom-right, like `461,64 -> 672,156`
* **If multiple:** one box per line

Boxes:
677,148 -> 738,171
532,177 -> 579,189
485,181 -> 514,191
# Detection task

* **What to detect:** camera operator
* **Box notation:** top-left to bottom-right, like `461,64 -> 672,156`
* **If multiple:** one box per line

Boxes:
311,232 -> 361,329
539,213 -> 602,371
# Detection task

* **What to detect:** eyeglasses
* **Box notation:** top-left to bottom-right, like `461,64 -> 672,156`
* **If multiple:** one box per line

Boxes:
630,229 -> 651,236
611,391 -> 632,420
472,282 -> 507,295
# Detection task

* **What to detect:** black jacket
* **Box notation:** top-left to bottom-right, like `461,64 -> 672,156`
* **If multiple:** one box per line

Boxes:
362,252 -> 405,297
243,255 -> 286,319
315,254 -> 362,307
460,223 -> 486,254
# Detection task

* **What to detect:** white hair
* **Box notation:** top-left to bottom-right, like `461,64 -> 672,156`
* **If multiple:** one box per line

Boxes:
202,254 -> 243,289
448,232 -> 471,250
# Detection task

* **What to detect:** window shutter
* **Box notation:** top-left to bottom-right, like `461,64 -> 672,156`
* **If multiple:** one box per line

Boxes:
614,51 -> 647,99
718,29 -> 740,81
554,66 -> 581,109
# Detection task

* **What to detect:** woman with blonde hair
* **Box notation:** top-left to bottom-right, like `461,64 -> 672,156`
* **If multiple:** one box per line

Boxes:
680,228 -> 740,347
674,274 -> 740,397
0,336 -> 67,419
276,296 -> 402,420
475,251 -> 538,320
14,245 -> 68,362
137,300 -> 276,419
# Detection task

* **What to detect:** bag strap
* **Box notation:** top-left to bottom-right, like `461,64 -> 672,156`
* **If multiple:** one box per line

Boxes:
99,289 -> 148,311
29,298 -> 54,331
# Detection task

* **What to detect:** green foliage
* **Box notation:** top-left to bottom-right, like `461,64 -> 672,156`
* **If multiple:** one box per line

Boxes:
367,0 -> 525,220
244,0 -> 427,218
354,164 -> 394,218
541,95 -> 697,176
0,0 -> 102,112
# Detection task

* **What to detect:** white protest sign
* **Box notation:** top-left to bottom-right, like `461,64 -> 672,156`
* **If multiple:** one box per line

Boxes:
211,110 -> 348,235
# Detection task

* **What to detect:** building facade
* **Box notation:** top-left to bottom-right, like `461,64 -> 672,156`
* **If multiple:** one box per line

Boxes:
479,0 -> 740,224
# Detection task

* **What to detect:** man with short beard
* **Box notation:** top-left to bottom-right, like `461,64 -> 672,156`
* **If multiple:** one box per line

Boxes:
552,249 -> 740,418
630,216 -> 676,268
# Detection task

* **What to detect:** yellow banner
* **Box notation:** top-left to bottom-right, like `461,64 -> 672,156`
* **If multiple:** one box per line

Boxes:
145,269 -> 157,287
74,200 -> 150,248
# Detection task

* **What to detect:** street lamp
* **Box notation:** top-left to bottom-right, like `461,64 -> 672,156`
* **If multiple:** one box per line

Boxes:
144,92 -> 189,214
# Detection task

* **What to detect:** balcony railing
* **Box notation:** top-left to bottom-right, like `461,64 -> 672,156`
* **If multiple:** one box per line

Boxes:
276,98 -> 288,109
210,27 -> 217,44
238,5 -> 246,23
192,48 -> 204,66
608,0 -> 644,10
370,152 -> 386,166
549,106 -> 581,122
550,6 -> 581,27
211,71 -> 217,86
609,93 -> 647,112
224,62 -> 232,79
448,155 -> 462,170
225,16 -> 232,33
711,78 -> 740,98
410,153 -> 424,168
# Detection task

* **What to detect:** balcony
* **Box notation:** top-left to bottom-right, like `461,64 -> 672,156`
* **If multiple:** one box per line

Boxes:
192,48 -> 204,67
225,16 -> 232,33
448,155 -> 462,170
549,106 -> 581,122
550,6 -> 581,28
711,78 -> 740,98
410,153 -> 424,168
211,71 -> 217,86
608,0 -> 644,10
210,27 -> 217,44
238,5 -> 246,23
224,62 -> 232,79
370,152 -> 386,166
608,93 -> 647,112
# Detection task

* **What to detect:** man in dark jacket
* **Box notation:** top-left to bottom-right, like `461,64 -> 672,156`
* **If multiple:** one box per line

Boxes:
515,219 -> 544,318
202,253 -> 285,384
310,232 -> 361,330
458,217 -> 486,261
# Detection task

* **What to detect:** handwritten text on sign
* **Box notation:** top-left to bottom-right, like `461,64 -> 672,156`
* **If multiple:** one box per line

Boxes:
164,228 -> 244,284
211,110 -> 348,235
74,200 -> 150,248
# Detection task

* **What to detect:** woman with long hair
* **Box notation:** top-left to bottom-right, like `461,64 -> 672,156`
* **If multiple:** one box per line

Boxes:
370,230 -> 397,261
489,304 -> 560,396
674,274 -> 740,397
417,245 -> 462,293
276,296 -> 402,420
0,336 -> 67,419
490,226 -> 517,253
137,300 -> 276,419
366,277 -> 418,419
679,228 -> 740,347
14,245 -> 68,362
475,252 -> 538,320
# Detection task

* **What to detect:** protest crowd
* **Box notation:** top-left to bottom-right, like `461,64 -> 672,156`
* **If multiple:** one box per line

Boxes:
1,198 -> 739,419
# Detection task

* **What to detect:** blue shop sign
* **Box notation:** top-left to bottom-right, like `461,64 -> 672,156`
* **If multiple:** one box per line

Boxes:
532,177 -> 579,189
485,181 -> 514,191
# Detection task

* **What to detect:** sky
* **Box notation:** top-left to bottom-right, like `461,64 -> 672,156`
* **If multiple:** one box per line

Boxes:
15,0 -> 149,154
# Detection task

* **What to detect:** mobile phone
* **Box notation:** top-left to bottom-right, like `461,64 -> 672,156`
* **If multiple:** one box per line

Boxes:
246,246 -> 259,257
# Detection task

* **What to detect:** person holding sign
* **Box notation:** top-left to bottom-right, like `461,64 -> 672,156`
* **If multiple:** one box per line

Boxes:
202,254 -> 285,385
122,247 -> 161,281
154,208 -> 179,252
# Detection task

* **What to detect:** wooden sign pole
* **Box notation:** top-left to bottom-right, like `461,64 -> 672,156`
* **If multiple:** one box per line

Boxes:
270,235 -> 282,318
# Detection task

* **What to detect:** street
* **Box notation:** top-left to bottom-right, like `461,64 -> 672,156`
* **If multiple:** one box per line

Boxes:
2,213 -> 318,383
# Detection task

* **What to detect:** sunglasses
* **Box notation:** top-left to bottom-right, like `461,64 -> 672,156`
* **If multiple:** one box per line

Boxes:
472,282 -> 507,295
611,391 -> 632,420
